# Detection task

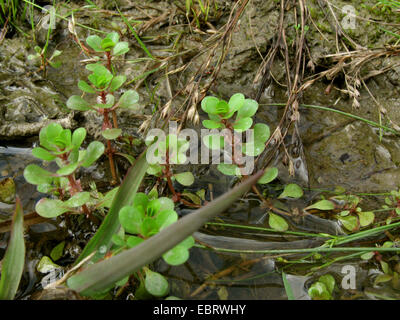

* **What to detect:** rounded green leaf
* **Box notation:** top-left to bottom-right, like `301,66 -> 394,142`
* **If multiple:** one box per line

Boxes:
119,90 -> 140,109
113,41 -> 129,56
357,211 -> 374,227
132,192 -> 149,210
35,198 -> 69,218
146,199 -> 161,217
242,141 -> 265,156
217,163 -> 241,176
86,35 -> 103,52
37,256 -> 62,273
258,167 -> 278,184
141,217 -> 159,237
162,245 -> 190,266
203,134 -> 224,150
146,164 -> 162,176
50,241 -> 65,261
279,183 -> 303,199
253,123 -> 270,144
101,128 -> 122,140
101,38 -> 114,51
306,200 -> 335,211
157,197 -> 175,211
119,206 -> 144,234
24,164 -> 54,185
338,215 -> 358,232
32,147 -> 56,161
144,270 -> 169,297
106,32 -> 119,44
126,236 -> 144,248
233,117 -> 253,132
215,100 -> 229,114
156,209 -> 178,229
78,80 -> 96,93
237,99 -> 258,119
109,75 -> 126,92
201,96 -> 219,114
174,172 -> 195,186
63,192 -> 91,208
308,282 -> 331,300
202,120 -> 222,129
66,95 -> 91,111
228,93 -> 245,113
81,141 -> 105,167
269,213 -> 289,231
318,274 -> 335,294
72,127 -> 86,149
56,162 -> 79,176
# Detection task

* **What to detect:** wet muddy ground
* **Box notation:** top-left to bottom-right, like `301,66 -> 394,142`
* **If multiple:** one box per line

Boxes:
1,0 -> 400,299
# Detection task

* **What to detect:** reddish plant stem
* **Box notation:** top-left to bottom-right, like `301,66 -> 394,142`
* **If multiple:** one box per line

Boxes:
101,92 -> 118,184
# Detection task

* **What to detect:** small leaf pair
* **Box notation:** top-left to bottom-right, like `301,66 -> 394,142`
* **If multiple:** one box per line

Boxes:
86,32 -> 129,56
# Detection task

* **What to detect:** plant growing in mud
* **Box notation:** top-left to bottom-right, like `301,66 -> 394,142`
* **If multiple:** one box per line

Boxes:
308,274 -> 336,300
28,45 -> 62,75
23,123 -> 104,218
66,31 -> 138,183
103,192 -> 195,298
146,133 -> 196,204
201,93 -> 276,183
332,194 -> 375,232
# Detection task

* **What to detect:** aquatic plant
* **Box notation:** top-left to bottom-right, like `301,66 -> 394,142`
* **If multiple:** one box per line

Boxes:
66,32 -> 139,183
23,123 -> 104,218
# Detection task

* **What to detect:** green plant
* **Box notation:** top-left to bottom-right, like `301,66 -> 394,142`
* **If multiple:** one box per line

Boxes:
332,194 -> 375,232
66,31 -> 138,183
308,274 -> 336,300
201,93 -> 275,180
23,123 -> 104,218
27,45 -> 62,74
114,192 -> 195,266
146,133 -> 196,204
66,170 -> 264,297
382,188 -> 400,224
0,198 -> 25,300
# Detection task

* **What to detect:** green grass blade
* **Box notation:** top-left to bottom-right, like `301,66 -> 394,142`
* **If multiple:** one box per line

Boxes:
75,151 -> 149,264
67,171 -> 264,295
282,271 -> 295,300
0,198 -> 25,300
116,7 -> 155,60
